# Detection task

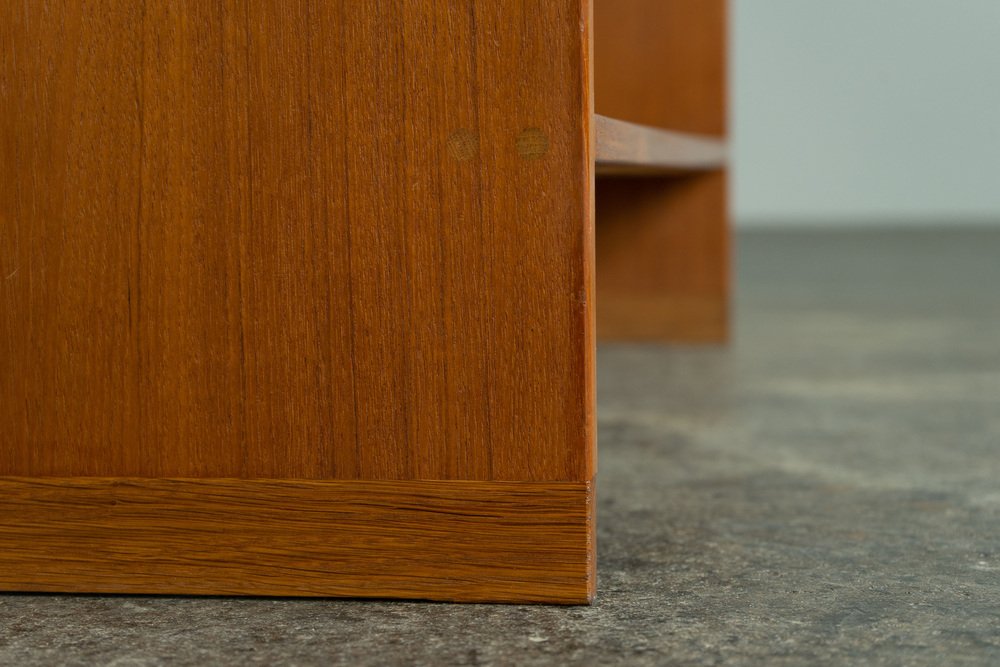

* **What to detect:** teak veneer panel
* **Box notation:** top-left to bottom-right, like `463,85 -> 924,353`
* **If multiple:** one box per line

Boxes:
0,1 -> 594,482
0,477 -> 595,604
0,0 -> 596,603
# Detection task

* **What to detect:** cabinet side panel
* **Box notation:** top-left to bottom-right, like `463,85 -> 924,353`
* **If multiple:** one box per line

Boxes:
134,2 -> 251,477
0,3 -> 144,475
0,1 -> 593,481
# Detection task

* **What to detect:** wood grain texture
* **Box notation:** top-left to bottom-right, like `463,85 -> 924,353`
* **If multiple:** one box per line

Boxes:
596,172 -> 729,342
0,477 -> 595,603
595,114 -> 727,176
594,0 -> 729,342
0,1 -> 595,481
594,0 -> 725,135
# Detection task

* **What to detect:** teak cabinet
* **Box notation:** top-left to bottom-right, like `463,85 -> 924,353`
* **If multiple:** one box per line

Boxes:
0,0 -> 727,603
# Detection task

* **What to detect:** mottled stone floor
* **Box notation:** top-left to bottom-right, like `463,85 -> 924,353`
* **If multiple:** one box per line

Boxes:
3,228 -> 999,665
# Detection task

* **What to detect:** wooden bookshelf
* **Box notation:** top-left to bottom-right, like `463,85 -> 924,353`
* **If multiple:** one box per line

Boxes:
0,0 -> 726,603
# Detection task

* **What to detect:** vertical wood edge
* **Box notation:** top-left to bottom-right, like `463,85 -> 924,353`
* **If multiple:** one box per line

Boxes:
580,0 -> 598,483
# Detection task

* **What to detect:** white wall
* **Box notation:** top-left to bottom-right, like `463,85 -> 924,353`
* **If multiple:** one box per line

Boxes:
732,0 -> 1000,226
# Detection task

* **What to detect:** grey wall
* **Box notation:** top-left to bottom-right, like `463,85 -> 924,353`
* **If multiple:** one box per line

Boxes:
732,0 -> 1000,226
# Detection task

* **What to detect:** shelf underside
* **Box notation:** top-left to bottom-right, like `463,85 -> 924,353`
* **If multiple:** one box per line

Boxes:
595,114 -> 726,176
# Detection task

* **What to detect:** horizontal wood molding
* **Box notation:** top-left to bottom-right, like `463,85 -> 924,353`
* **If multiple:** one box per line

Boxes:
595,114 -> 726,176
0,477 -> 595,604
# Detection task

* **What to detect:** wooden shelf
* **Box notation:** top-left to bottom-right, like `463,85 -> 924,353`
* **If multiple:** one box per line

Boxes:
595,114 -> 726,176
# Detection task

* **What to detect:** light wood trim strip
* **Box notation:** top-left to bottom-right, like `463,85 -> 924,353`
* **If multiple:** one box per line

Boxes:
595,114 -> 726,176
0,477 -> 595,604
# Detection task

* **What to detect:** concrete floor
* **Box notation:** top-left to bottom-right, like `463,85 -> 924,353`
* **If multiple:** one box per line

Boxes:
3,228 -> 999,665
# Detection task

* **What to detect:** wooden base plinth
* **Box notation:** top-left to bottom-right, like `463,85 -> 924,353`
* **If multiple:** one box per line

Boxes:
0,477 -> 595,604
